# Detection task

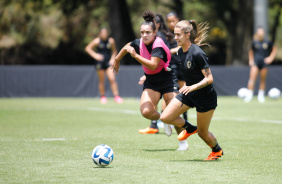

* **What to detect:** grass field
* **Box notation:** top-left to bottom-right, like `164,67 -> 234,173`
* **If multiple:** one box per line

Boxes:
1,97 -> 282,184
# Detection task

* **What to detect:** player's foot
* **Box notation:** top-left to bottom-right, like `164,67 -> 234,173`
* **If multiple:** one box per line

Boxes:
138,127 -> 158,134
177,129 -> 197,141
177,140 -> 188,151
258,95 -> 265,103
204,149 -> 223,161
164,123 -> 172,137
244,92 -> 253,103
100,96 -> 107,104
114,96 -> 123,104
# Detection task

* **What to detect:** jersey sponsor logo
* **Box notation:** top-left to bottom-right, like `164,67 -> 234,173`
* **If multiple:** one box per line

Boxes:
187,61 -> 192,69
262,43 -> 268,50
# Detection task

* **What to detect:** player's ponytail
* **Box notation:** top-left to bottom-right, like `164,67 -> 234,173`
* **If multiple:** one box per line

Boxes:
175,20 -> 209,47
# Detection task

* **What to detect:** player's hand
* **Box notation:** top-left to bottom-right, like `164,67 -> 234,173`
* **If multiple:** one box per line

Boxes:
138,75 -> 146,85
264,57 -> 273,64
112,59 -> 120,74
249,60 -> 255,67
95,54 -> 104,62
179,84 -> 197,95
125,46 -> 137,58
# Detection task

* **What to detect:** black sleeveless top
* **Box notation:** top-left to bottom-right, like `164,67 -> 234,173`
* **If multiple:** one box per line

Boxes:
97,38 -> 112,62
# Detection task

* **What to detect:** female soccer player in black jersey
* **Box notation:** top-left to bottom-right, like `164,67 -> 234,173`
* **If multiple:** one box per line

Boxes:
160,20 -> 223,160
85,28 -> 123,104
244,27 -> 277,103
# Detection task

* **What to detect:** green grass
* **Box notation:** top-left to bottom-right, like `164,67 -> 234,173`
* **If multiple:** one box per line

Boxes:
0,97 -> 282,184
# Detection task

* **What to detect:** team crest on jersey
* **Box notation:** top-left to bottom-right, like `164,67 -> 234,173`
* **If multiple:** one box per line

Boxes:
262,43 -> 268,50
107,43 -> 111,49
187,61 -> 192,68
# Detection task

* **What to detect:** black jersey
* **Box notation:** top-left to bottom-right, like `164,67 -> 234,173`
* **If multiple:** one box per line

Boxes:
130,38 -> 167,62
97,38 -> 112,62
252,40 -> 273,63
178,44 -> 214,96
156,31 -> 170,48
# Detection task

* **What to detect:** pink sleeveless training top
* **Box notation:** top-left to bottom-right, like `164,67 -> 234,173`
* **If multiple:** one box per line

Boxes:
139,37 -> 171,74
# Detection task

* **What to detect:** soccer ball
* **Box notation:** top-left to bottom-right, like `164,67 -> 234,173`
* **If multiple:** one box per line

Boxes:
268,88 -> 281,99
91,144 -> 114,167
237,88 -> 249,98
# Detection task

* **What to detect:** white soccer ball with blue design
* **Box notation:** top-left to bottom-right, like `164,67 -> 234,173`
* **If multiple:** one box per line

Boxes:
91,144 -> 114,167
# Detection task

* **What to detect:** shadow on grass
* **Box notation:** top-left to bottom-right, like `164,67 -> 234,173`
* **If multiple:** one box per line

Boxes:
142,149 -> 176,152
170,159 -> 222,163
92,166 -> 114,169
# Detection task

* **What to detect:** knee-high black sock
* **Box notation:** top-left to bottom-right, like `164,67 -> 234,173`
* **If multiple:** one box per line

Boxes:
212,143 -> 222,152
150,120 -> 158,129
182,111 -> 187,121
182,120 -> 197,133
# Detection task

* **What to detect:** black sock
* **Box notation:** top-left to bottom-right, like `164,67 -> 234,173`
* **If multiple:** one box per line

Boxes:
212,143 -> 222,152
150,120 -> 158,129
183,111 -> 187,121
182,120 -> 197,133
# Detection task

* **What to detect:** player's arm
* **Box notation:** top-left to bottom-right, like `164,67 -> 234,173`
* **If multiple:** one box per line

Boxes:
85,38 -> 104,61
264,46 -> 277,64
170,46 -> 181,54
109,37 -> 117,65
179,68 -> 213,95
248,49 -> 255,66
112,42 -> 131,74
125,45 -> 160,70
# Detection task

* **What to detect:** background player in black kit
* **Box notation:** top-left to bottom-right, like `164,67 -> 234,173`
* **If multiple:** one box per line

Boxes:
244,26 -> 277,103
85,28 -> 123,104
160,20 -> 223,161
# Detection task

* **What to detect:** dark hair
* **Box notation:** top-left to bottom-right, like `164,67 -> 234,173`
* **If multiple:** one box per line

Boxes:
166,11 -> 179,19
141,11 -> 156,31
154,13 -> 174,41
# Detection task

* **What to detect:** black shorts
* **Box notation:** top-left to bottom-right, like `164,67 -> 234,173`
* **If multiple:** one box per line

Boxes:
176,90 -> 217,112
95,61 -> 110,71
143,70 -> 179,97
255,60 -> 267,70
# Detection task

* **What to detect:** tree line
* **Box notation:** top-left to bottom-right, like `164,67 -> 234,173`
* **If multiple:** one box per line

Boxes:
0,0 -> 281,65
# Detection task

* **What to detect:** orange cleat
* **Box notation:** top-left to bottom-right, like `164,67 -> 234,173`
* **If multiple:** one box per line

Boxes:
204,150 -> 223,161
177,129 -> 197,141
138,127 -> 159,134
114,96 -> 123,104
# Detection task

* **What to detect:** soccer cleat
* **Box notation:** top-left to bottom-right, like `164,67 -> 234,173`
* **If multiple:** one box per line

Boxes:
100,96 -> 107,104
114,96 -> 123,104
138,127 -> 159,134
204,150 -> 223,161
164,123 -> 172,137
177,140 -> 189,151
177,129 -> 197,141
257,95 -> 265,103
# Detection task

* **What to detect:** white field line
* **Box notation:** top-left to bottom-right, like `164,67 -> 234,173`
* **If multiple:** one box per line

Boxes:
41,138 -> 66,141
87,107 -> 282,125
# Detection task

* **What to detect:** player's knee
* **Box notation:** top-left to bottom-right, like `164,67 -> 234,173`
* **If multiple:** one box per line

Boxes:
141,108 -> 152,119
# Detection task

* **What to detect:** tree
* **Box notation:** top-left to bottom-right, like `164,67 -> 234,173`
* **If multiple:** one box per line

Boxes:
108,0 -> 137,65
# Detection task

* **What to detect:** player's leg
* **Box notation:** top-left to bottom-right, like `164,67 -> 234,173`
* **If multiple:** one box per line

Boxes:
97,69 -> 107,104
245,65 -> 259,102
257,67 -> 268,103
196,110 -> 223,160
106,67 -> 123,103
140,89 -> 161,120
178,80 -> 187,121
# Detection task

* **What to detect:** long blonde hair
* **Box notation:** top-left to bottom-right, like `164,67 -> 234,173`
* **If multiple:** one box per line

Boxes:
175,20 -> 209,46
